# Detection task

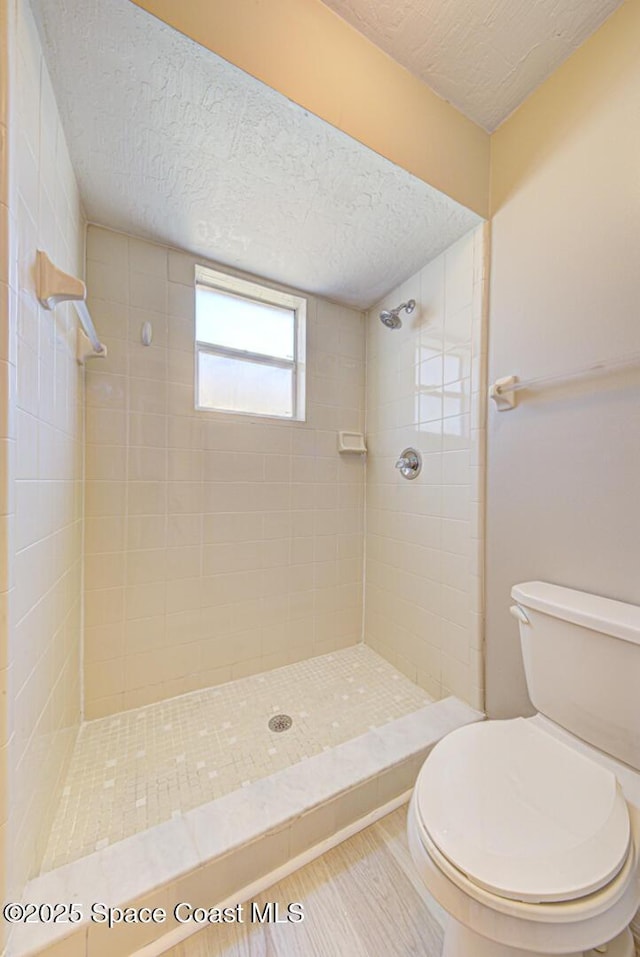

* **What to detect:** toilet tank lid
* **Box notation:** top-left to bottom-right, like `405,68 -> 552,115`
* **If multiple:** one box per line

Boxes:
511,581 -> 640,646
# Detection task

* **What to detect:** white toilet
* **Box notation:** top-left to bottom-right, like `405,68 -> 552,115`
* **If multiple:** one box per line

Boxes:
408,581 -> 640,957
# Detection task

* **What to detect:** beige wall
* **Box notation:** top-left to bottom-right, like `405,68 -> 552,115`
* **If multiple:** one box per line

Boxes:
487,0 -> 640,717
2,0 -> 85,902
83,226 -> 365,718
0,0 -> 10,915
364,227 -> 487,710
131,0 -> 490,218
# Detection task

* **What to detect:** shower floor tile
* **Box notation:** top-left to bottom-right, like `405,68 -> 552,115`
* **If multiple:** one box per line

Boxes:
42,646 -> 431,872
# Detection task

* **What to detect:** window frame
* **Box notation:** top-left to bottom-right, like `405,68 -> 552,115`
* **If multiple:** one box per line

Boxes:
194,265 -> 307,421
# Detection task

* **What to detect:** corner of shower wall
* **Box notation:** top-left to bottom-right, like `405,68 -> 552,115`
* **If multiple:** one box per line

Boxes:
1,0 -> 85,907
363,223 -> 488,712
0,0 -> 13,924
469,221 -> 490,713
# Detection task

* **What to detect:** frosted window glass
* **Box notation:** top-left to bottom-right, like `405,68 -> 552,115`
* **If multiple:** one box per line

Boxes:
196,286 -> 294,360
198,351 -> 293,417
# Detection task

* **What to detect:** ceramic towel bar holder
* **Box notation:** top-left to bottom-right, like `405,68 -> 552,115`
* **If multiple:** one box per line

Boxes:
36,250 -> 107,364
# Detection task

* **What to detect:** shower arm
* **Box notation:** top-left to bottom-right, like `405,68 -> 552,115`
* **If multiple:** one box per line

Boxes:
395,301 -> 414,315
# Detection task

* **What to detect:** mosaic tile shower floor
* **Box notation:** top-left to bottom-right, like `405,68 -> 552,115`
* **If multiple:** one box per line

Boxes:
42,646 -> 432,872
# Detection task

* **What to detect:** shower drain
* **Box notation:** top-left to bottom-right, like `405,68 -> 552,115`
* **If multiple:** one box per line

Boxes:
268,714 -> 292,733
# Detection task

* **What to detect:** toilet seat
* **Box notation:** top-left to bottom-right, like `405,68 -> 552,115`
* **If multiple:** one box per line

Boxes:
412,801 -> 637,924
414,719 -> 631,904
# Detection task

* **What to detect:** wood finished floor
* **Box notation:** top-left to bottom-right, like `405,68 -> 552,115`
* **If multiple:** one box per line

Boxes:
164,806 -> 445,957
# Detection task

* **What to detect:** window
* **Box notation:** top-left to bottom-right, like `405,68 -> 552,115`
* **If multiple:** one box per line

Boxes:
195,266 -> 306,420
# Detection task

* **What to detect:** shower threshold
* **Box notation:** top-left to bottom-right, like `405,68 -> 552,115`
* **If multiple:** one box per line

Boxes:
12,647 -> 482,957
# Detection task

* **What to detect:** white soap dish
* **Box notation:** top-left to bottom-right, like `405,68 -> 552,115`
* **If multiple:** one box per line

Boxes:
338,431 -> 367,454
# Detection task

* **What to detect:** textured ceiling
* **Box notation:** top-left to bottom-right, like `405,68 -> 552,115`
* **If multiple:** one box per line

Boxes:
31,0 -> 480,309
321,0 -> 624,131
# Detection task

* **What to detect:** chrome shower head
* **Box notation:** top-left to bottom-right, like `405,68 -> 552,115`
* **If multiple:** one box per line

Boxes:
379,299 -> 416,330
379,309 -> 402,329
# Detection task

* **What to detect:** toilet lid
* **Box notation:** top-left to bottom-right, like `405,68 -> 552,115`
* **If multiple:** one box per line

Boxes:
415,719 -> 630,903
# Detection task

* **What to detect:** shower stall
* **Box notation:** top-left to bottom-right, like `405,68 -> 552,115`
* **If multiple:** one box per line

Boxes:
0,1 -> 487,954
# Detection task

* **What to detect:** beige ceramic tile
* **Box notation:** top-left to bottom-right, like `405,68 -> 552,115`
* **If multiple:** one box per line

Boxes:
365,228 -> 485,704
8,0 -> 85,902
42,646 -> 430,872
83,226 -> 367,715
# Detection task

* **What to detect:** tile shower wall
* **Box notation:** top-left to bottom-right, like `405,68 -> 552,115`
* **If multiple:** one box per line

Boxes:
2,0 -> 85,902
84,226 -> 365,718
364,227 -> 487,709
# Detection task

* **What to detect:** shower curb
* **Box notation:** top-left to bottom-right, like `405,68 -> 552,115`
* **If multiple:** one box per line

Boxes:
131,789 -> 414,957
8,697 -> 481,957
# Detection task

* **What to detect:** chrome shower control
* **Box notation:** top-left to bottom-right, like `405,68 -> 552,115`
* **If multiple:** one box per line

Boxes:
395,448 -> 421,480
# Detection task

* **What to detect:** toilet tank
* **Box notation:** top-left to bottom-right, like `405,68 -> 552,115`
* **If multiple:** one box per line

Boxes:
511,582 -> 640,771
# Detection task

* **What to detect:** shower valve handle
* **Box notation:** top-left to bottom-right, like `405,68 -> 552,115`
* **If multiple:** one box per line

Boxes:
394,448 -> 422,479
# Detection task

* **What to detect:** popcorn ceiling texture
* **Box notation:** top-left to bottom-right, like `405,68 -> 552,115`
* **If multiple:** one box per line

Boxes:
42,646 -> 431,871
30,0 -> 479,309
321,0 -> 624,131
